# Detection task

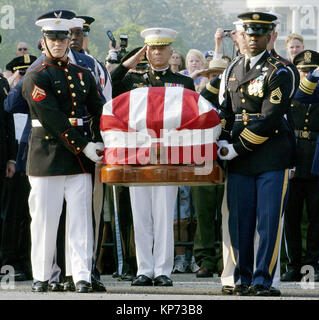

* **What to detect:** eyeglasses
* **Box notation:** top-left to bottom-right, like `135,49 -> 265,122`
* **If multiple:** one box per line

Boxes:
18,48 -> 28,51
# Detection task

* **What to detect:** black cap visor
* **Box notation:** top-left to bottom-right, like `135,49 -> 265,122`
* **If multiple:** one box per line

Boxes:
244,24 -> 273,35
43,30 -> 70,40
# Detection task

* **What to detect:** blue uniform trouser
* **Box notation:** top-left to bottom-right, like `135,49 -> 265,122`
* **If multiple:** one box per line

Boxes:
227,170 -> 289,288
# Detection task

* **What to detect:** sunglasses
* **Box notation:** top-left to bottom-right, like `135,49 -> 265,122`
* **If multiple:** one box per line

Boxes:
18,48 -> 28,51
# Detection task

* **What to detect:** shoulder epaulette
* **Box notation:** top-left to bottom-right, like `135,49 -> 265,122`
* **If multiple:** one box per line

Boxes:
267,56 -> 285,70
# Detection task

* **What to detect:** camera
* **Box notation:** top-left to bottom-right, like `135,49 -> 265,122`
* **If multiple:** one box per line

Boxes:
106,30 -> 128,64
223,29 -> 232,37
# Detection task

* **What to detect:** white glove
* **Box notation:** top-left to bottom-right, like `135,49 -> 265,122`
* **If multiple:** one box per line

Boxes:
217,140 -> 229,148
217,143 -> 238,160
83,142 -> 103,163
96,142 -> 104,150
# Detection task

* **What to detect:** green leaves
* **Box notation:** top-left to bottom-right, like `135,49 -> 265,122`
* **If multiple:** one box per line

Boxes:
0,0 -> 234,70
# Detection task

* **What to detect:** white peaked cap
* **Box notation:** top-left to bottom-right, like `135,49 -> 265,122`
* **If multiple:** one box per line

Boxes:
70,17 -> 86,29
36,18 -> 74,31
141,28 -> 178,46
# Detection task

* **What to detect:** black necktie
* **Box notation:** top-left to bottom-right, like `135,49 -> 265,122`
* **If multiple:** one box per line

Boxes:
245,58 -> 250,73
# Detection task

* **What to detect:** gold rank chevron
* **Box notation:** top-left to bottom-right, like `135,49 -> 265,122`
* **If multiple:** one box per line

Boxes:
299,78 -> 317,95
270,87 -> 282,104
31,84 -> 46,101
240,128 -> 269,145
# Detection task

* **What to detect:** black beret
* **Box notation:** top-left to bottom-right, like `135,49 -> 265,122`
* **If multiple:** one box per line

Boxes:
293,50 -> 319,70
6,54 -> 37,74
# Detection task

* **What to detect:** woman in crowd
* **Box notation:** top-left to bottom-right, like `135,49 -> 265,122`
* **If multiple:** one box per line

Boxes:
169,50 -> 185,73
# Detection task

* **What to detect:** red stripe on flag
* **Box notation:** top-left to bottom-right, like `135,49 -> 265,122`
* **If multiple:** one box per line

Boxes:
146,87 -> 166,138
179,109 -> 220,130
180,89 -> 199,126
112,91 -> 131,130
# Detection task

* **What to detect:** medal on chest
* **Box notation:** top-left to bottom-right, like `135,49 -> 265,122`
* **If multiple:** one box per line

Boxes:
247,74 -> 265,97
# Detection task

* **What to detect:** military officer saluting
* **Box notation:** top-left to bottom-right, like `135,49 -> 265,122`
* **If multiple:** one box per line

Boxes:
281,50 -> 319,282
218,12 -> 295,296
111,28 -> 195,287
22,11 -> 104,293
111,28 -> 195,96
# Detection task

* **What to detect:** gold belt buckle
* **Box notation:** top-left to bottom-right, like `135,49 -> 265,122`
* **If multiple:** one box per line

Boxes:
301,131 -> 310,139
242,113 -> 249,122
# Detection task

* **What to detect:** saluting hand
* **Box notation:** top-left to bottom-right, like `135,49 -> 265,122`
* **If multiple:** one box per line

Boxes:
122,45 -> 147,70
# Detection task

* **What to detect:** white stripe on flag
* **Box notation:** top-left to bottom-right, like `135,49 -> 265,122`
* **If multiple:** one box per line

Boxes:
129,88 -> 148,132
163,87 -> 183,130
101,124 -> 222,148
198,94 -> 215,115
102,99 -> 113,116
101,130 -> 152,148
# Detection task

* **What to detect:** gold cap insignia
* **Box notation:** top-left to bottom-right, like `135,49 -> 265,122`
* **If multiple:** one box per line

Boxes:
54,11 -> 62,19
304,51 -> 312,63
252,14 -> 260,20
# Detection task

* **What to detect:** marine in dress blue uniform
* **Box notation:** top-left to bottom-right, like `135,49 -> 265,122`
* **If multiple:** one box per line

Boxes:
21,11 -> 104,293
218,12 -> 295,296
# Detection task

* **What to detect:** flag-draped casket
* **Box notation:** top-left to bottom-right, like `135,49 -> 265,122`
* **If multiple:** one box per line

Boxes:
100,87 -> 222,185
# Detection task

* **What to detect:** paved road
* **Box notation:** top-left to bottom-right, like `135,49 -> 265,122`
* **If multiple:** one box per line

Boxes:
0,273 -> 318,300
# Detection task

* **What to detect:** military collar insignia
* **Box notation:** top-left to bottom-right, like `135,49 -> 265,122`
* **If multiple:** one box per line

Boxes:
45,56 -> 70,68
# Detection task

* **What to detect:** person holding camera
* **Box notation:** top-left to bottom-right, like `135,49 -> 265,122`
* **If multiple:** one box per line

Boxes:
105,32 -> 129,72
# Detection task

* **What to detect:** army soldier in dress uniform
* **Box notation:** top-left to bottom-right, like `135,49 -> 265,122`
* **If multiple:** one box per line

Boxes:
281,50 -> 319,282
217,12 -> 295,296
21,12 -> 104,293
111,28 -> 195,287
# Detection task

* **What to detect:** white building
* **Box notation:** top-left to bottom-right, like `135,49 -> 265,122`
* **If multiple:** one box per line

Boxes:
222,0 -> 319,58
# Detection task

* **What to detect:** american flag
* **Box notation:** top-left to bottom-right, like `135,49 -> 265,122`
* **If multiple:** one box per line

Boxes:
100,87 -> 221,165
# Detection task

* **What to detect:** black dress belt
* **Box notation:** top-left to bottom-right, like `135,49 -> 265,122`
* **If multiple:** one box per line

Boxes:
235,113 -> 261,122
294,130 -> 319,140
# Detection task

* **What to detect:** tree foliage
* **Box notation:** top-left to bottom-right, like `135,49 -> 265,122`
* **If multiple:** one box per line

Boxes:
0,0 -> 235,69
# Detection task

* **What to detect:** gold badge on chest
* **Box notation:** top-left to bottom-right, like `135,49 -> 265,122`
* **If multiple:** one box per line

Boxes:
247,74 -> 265,97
